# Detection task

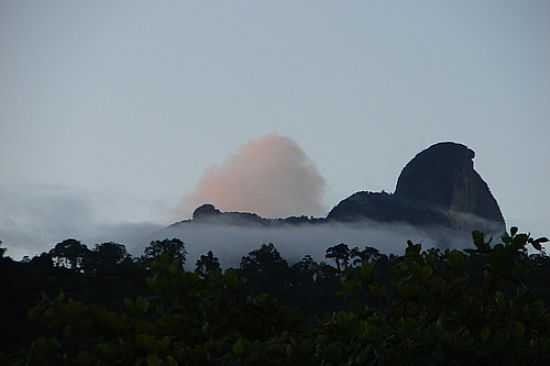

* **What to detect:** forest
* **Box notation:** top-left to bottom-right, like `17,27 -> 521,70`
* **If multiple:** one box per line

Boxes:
0,228 -> 549,365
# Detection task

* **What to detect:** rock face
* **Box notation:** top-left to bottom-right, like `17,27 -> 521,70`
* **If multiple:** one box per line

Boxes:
395,142 -> 504,223
193,204 -> 222,220
326,191 -> 450,227
328,142 -> 505,232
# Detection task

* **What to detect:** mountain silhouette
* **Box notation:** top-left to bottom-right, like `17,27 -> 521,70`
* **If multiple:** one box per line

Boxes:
173,142 -> 505,234
328,142 -> 505,233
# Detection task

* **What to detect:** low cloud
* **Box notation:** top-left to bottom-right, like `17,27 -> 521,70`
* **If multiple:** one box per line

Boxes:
0,184 -> 490,264
153,221 -> 474,269
0,184 -> 163,258
0,183 -> 476,265
181,134 -> 326,218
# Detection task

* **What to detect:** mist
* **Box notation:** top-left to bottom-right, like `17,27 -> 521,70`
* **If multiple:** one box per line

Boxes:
151,221 -> 474,269
0,184 -> 164,259
0,182 -> 493,263
0,137 -> 511,263
181,134 -> 326,218
0,182 -> 476,264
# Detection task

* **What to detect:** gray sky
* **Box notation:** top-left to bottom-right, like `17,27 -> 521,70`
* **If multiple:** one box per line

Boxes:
1,1 -> 549,255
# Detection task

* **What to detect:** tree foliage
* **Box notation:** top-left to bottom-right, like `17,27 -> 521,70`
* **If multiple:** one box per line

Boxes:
195,250 -> 221,278
1,228 -> 550,365
49,239 -> 90,271
142,238 -> 187,269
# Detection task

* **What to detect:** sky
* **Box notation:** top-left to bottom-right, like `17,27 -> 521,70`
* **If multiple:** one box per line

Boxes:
1,1 -> 549,257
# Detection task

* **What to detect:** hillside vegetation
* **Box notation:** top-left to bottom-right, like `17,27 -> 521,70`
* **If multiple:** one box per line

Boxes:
0,228 -> 549,365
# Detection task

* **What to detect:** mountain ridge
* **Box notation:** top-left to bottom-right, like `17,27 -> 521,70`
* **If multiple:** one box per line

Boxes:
171,142 -> 505,234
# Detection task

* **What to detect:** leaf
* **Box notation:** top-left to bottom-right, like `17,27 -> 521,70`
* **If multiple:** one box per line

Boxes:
447,250 -> 465,268
166,356 -> 178,366
232,338 -> 247,356
513,321 -> 525,338
480,327 -> 490,341
146,354 -> 161,366
512,233 -> 529,249
528,236 -> 547,251
472,231 -> 489,251
405,241 -> 421,257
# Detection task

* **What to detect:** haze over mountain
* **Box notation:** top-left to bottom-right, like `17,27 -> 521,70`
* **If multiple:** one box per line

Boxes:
2,3 -> 549,361
0,137 -> 507,261
151,141 -> 507,266
1,2 -> 548,259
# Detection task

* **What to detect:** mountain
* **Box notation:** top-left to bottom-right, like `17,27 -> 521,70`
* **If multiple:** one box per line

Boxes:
172,142 -> 505,234
170,203 -> 326,228
328,142 -> 505,232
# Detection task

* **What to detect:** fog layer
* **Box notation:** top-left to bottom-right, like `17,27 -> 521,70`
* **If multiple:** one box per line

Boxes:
153,221 -> 473,269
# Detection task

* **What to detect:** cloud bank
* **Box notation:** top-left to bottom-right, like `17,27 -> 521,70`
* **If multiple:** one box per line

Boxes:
0,184 -> 163,259
152,221 -> 474,269
181,134 -> 326,218
0,135 -> 525,263
0,184 -> 502,266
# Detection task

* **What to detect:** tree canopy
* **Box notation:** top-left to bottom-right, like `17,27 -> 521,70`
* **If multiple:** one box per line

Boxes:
1,228 -> 549,365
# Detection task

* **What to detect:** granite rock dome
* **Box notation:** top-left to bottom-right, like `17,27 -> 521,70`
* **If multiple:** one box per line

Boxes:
328,142 -> 505,232
395,142 -> 504,223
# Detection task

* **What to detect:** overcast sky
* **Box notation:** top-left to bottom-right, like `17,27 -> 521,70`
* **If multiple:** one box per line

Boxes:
1,1 -> 549,255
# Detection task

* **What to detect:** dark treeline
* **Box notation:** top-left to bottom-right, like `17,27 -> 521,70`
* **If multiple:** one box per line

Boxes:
0,228 -> 549,365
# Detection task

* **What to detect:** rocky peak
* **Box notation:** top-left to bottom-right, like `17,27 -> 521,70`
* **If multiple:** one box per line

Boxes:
328,142 -> 505,232
395,142 -> 504,224
185,142 -> 505,234
193,204 -> 221,220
